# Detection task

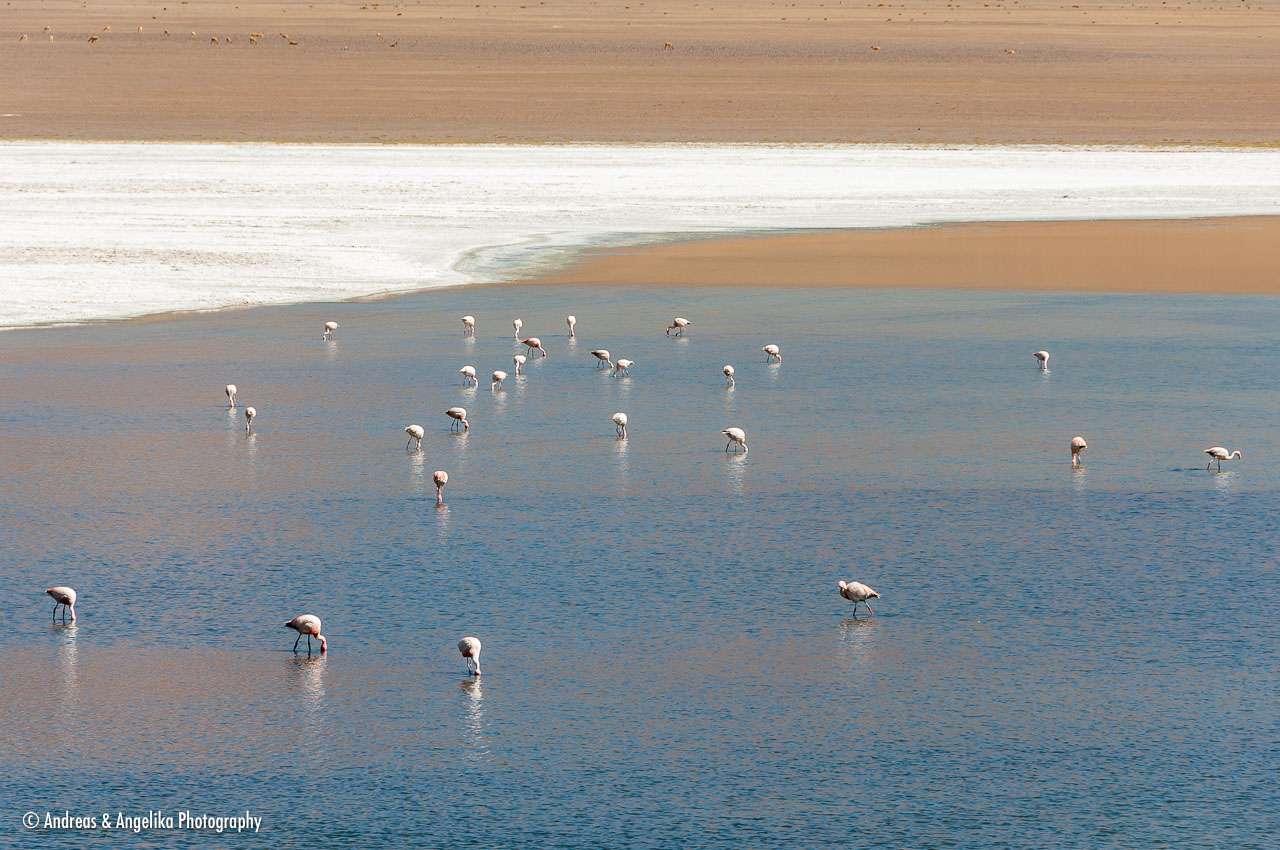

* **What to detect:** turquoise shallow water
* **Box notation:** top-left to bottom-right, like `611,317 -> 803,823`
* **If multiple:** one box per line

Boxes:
0,285 -> 1277,847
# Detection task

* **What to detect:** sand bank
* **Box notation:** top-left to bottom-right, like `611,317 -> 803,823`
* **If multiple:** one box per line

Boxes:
523,217 -> 1280,294
3,0 -> 1280,144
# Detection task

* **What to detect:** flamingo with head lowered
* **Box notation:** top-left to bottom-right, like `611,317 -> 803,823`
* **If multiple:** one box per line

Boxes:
723,427 -> 747,454
763,344 -> 781,362
225,384 -> 237,408
461,315 -> 476,336
521,337 -> 547,358
1034,350 -> 1050,370
322,321 -> 338,340
567,315 -> 576,337
446,407 -> 469,432
286,614 -> 327,653
459,636 -> 482,676
723,365 -> 735,387
434,470 -> 449,504
1071,436 -> 1087,467
591,349 -> 612,369
491,370 -> 508,392
46,586 -> 77,622
512,318 -> 523,339
460,365 -> 477,386
613,358 -> 633,377
405,424 -> 424,450
513,354 -> 526,376
667,317 -> 691,337
613,412 -> 628,438
1204,446 -> 1242,471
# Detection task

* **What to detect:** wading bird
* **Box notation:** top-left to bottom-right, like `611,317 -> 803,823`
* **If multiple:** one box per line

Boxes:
285,614 -> 327,653
459,636 -> 482,676
591,349 -> 612,369
446,407 -> 469,432
46,586 -> 76,622
1071,436 -> 1087,467
613,412 -> 628,437
567,315 -> 576,337
838,580 -> 880,616
1034,350 -> 1050,370
460,365 -> 477,386
405,424 -> 424,450
763,344 -> 781,362
1204,446 -> 1242,471
667,317 -> 691,337
244,406 -> 256,433
723,365 -> 735,387
434,470 -> 448,504
613,358 -> 633,377
323,321 -> 338,340
512,317 -> 523,339
521,337 -> 547,358
225,383 -> 237,408
461,315 -> 476,336
513,354 -> 526,376
491,370 -> 507,392
723,427 -> 747,454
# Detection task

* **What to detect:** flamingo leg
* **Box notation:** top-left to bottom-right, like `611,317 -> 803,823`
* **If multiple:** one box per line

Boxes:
293,634 -> 301,652
307,635 -> 313,652
52,602 -> 59,621
865,602 -> 874,615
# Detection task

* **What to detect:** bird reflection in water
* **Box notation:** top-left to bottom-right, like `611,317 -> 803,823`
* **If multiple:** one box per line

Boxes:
409,449 -> 427,497
836,616 -> 879,674
726,453 -> 747,497
459,679 -> 490,763
287,654 -> 328,739
613,433 -> 630,493
1072,464 -> 1088,492
54,623 -> 79,712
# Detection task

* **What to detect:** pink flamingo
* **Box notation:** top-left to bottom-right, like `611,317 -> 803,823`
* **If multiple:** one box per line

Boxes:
285,614 -> 327,653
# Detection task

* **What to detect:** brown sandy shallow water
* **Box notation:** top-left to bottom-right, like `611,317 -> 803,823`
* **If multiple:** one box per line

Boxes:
519,216 -> 1280,295
3,0 -> 1280,145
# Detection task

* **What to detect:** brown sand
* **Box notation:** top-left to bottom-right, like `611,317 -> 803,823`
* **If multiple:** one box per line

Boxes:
3,0 -> 1280,144
523,216 -> 1280,294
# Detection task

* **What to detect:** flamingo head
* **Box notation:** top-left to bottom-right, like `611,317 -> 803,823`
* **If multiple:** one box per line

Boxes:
318,634 -> 328,652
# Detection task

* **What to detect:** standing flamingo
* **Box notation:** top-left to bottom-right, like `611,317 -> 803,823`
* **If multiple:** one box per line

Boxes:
244,406 -> 256,433
434,469 -> 449,504
460,365 -> 477,386
46,586 -> 77,622
512,318 -> 523,339
1204,446 -> 1242,471
613,358 -> 633,377
613,412 -> 628,437
461,315 -> 476,336
285,614 -> 327,653
567,315 -> 576,337
1034,350 -> 1050,370
405,424 -> 424,450
838,580 -> 880,616
446,407 -> 469,432
491,370 -> 508,392
513,354 -> 526,376
459,636 -> 482,676
1070,436 -> 1087,467
723,365 -> 735,387
667,317 -> 691,337
763,344 -> 781,362
521,337 -> 547,358
322,321 -> 339,340
723,427 -> 748,453
224,384 -> 237,408
591,349 -> 612,369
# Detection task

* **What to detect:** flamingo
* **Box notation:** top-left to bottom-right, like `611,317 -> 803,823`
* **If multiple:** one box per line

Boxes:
244,406 -> 256,433
521,337 -> 547,358
512,318 -> 523,339
461,315 -> 476,336
567,315 -> 576,337
1204,446 -> 1242,471
405,424 -> 424,450
446,406 -> 469,432
723,427 -> 748,454
459,636 -> 482,676
1070,435 -> 1087,467
667,317 -> 691,337
491,370 -> 508,392
460,365 -> 477,386
591,349 -> 612,369
613,412 -> 628,437
1034,350 -> 1050,370
225,383 -> 237,408
46,586 -> 76,622
613,358 -> 633,377
723,365 -> 735,387
322,321 -> 339,340
838,580 -> 880,616
513,354 -> 526,376
285,614 -> 327,653
763,344 -> 781,363
434,469 -> 448,504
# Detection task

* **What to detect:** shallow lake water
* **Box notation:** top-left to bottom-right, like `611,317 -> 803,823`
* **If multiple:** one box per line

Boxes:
0,285 -> 1276,847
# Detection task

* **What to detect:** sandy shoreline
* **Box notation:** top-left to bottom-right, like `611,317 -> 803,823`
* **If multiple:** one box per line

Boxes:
521,216 -> 1280,295
4,0 -> 1280,145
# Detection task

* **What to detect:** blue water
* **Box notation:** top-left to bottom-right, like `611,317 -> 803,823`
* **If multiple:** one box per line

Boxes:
1,286 -> 1277,847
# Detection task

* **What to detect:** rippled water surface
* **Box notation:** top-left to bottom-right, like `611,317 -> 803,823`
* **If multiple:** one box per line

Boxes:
1,286 -> 1277,847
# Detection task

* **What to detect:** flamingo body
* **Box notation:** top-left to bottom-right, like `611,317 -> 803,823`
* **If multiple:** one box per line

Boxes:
613,358 -> 633,377
459,636 -> 482,675
46,586 -> 77,622
405,424 -> 424,450
521,337 -> 547,358
567,315 -> 576,337
513,354 -> 526,375
244,406 -> 256,432
446,406 -> 469,432
763,344 -> 781,362
667,317 -> 691,337
434,469 -> 449,504
461,315 -> 476,336
723,427 -> 748,454
285,614 -> 327,653
225,383 -> 237,408
1034,350 -> 1050,369
460,365 -> 477,386
512,318 -> 523,339
1070,435 -> 1087,467
613,412 -> 628,437
723,365 -> 735,387
1204,446 -> 1242,471
591,349 -> 612,369
838,580 -> 880,616
491,370 -> 508,391
322,320 -> 338,340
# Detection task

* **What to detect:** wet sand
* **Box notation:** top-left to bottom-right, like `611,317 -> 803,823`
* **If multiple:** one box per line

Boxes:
524,217 -> 1280,295
4,0 -> 1280,144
